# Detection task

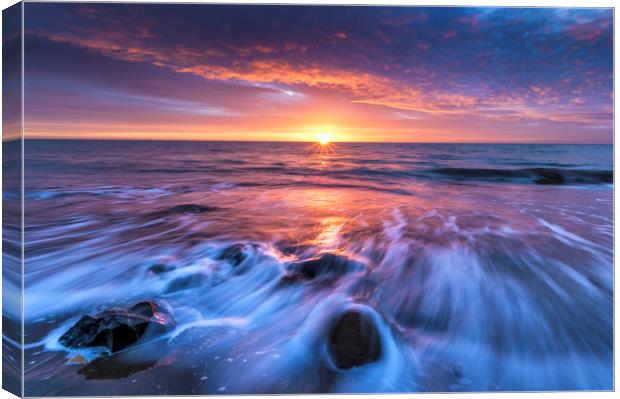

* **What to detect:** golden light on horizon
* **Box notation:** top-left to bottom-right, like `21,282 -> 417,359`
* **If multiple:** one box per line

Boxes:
317,133 -> 331,145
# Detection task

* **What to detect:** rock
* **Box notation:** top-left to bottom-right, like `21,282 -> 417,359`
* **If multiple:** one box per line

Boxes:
328,310 -> 381,369
276,242 -> 312,256
147,263 -> 175,274
284,253 -> 363,282
59,301 -> 175,353
216,244 -> 247,267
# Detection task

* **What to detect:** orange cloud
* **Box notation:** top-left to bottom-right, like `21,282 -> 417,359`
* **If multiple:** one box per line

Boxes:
32,28 -> 606,125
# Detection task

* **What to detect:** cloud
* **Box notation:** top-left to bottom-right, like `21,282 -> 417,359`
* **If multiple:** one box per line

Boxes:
23,4 -> 613,143
33,25 -> 612,126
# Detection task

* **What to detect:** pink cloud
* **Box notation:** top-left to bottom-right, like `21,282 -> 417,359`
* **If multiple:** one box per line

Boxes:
31,25 -> 607,126
565,18 -> 608,43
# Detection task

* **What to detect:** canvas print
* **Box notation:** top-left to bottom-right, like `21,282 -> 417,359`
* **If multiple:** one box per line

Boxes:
2,2 -> 614,396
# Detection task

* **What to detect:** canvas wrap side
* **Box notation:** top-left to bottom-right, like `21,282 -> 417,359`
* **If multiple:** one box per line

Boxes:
2,1 -> 23,397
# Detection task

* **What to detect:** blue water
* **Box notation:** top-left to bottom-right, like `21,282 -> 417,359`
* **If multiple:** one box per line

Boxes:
16,141 -> 613,394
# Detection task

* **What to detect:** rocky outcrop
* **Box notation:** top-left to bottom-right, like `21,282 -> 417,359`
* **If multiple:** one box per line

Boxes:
59,301 -> 175,353
216,243 -> 248,267
283,253 -> 364,282
328,310 -> 381,369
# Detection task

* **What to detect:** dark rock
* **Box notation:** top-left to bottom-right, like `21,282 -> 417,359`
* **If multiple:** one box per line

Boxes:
148,263 -> 175,274
276,242 -> 312,256
59,301 -> 175,353
284,253 -> 364,282
216,244 -> 247,267
328,310 -> 381,369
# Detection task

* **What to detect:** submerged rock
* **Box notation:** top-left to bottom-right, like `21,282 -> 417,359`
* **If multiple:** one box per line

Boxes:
216,243 -> 248,267
328,310 -> 381,369
147,263 -> 176,275
165,274 -> 206,293
284,253 -> 364,282
59,301 -> 175,353
276,242 -> 312,256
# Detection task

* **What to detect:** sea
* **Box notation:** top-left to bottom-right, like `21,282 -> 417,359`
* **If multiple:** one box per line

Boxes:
7,140 -> 614,394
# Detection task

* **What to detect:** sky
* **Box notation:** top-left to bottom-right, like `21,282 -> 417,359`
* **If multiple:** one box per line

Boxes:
22,4 -> 613,143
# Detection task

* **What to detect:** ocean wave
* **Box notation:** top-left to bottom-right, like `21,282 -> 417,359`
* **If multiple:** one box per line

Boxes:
19,142 -> 613,393
28,207 -> 612,392
430,167 -> 613,185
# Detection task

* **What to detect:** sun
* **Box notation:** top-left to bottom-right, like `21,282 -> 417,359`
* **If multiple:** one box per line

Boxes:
317,133 -> 331,145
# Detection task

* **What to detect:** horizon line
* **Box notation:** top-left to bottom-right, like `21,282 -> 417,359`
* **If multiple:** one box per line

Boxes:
10,137 -> 613,145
